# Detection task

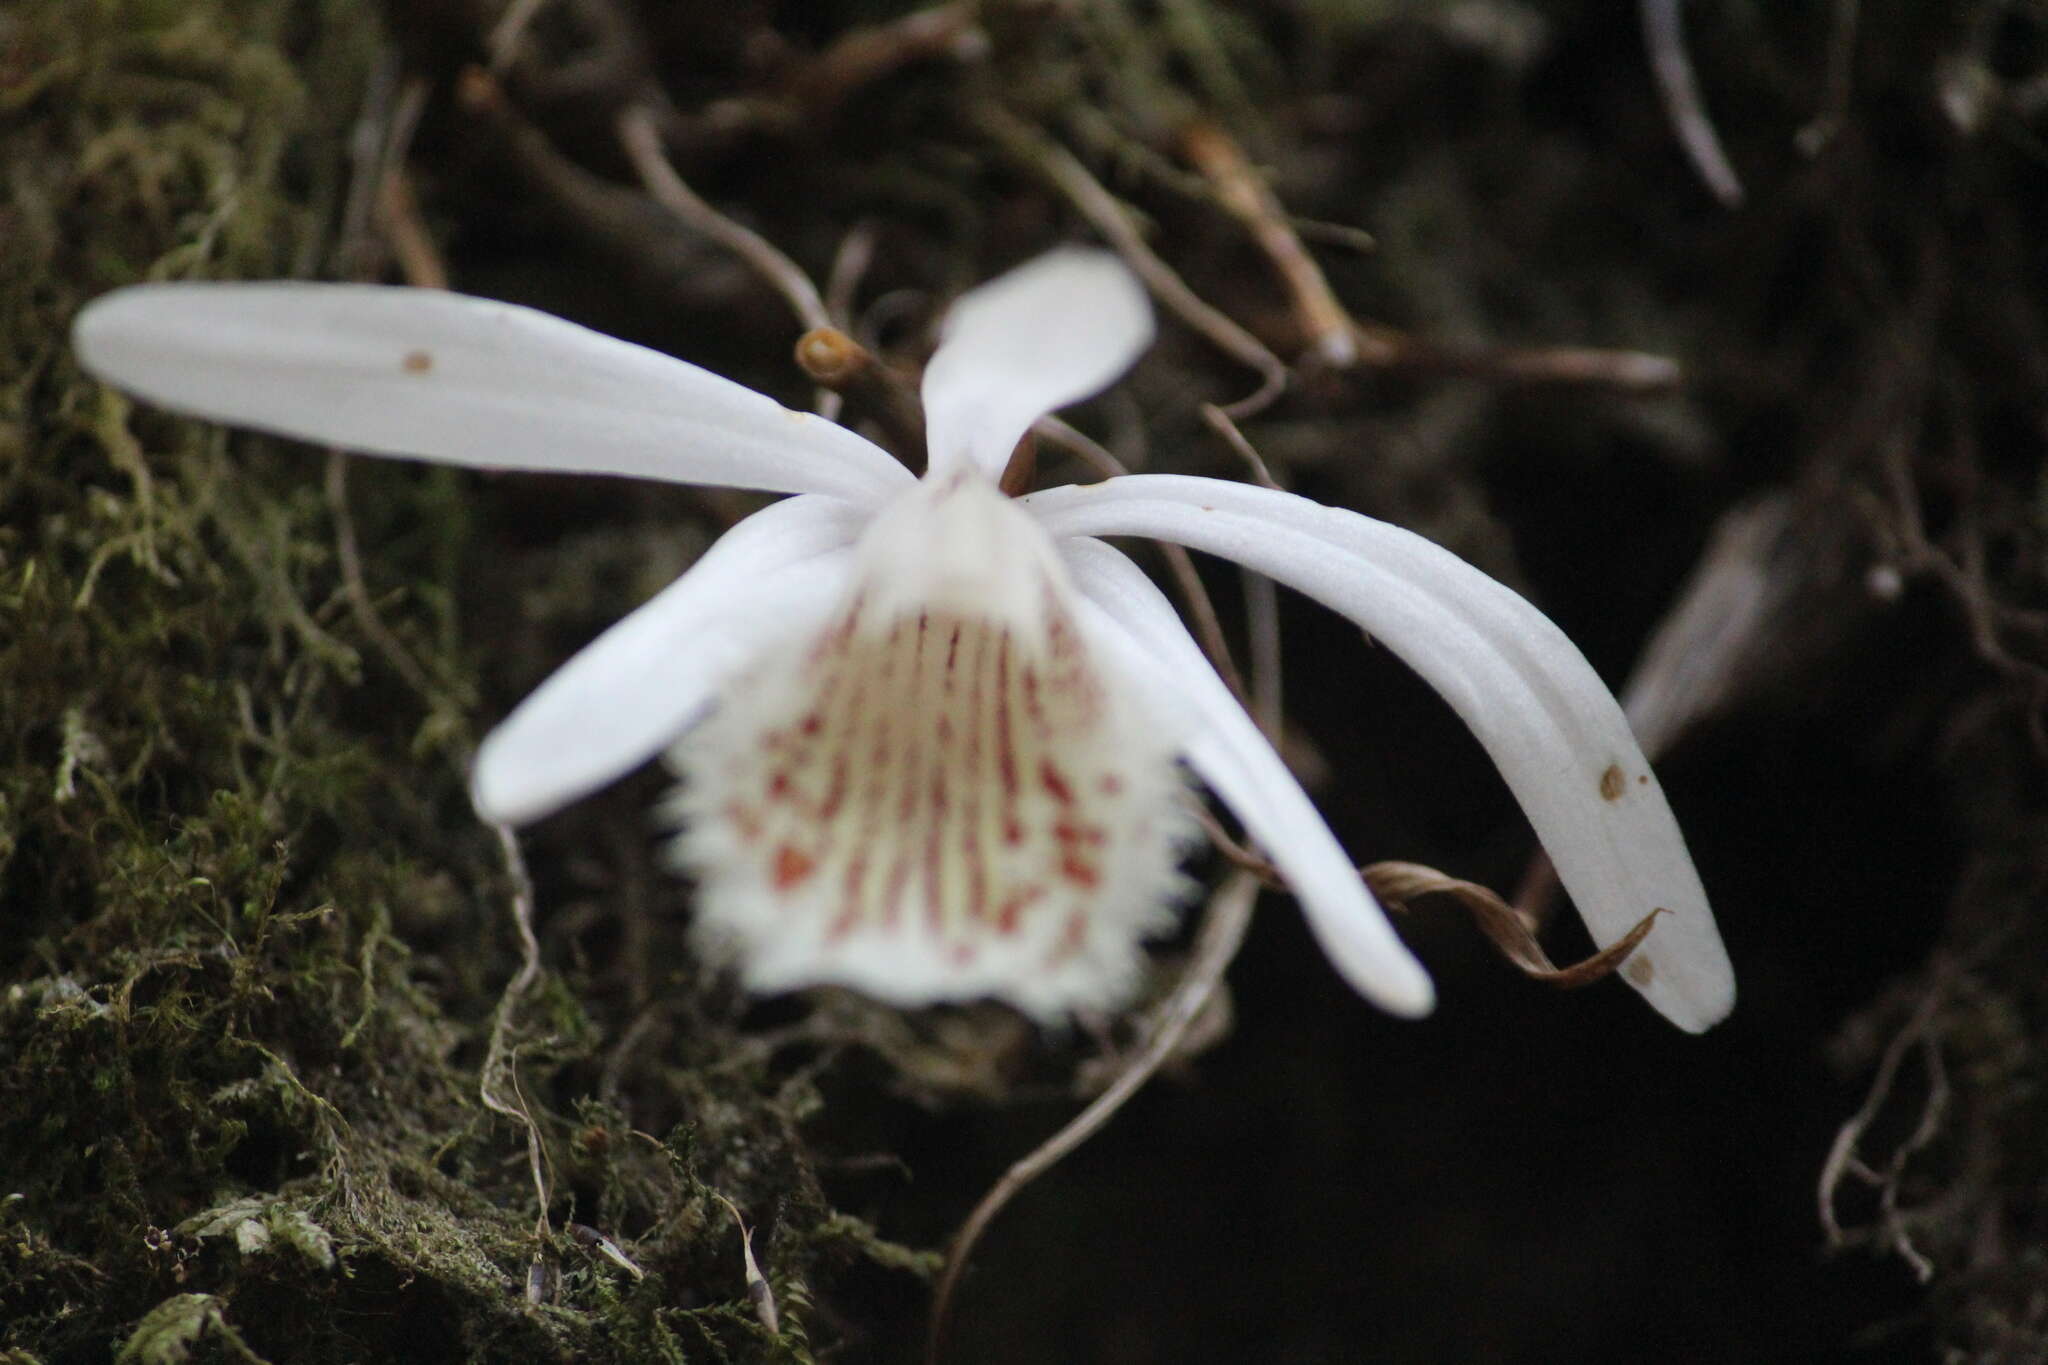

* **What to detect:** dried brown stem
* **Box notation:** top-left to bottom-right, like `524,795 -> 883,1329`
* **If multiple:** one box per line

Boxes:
1181,119 -> 1356,367
1156,543 -> 1252,714
323,456 -> 470,712
616,103 -> 831,334
1198,821 -> 1658,990
1025,418 -> 1254,713
825,219 -> 880,328
1197,402 -> 1284,491
1243,566 -> 1282,739
926,873 -> 1260,1364
788,3 -> 984,117
974,102 -> 1289,418
794,326 -> 927,462
1030,414 -> 1126,481
457,67 -> 730,296
1364,861 -> 1664,989
1348,321 -> 1683,393
378,166 -> 448,291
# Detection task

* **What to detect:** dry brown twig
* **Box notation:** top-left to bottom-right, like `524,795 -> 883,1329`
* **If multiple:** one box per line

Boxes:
615,102 -> 850,418
322,457 -> 471,713
1193,403 -> 1285,731
787,2 -> 985,118
616,103 -> 831,335
925,873 -> 1262,1364
457,68 -> 735,302
1197,401 -> 1284,491
1196,809 -> 1659,990
1171,111 -> 1680,393
1348,321 -> 1684,393
975,102 -> 1290,419
1181,119 -> 1357,367
926,399 -> 1289,1355
326,66 -> 463,711
824,220 -> 880,329
1028,415 -> 1257,712
794,326 -> 927,459
378,158 -> 448,292
1367,862 -> 1664,989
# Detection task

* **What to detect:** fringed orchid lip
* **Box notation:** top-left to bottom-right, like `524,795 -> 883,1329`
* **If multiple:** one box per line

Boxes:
71,247 -> 1735,1031
668,472 -> 1195,1017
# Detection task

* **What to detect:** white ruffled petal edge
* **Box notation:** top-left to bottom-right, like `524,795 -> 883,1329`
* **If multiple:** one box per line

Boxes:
1063,538 -> 1436,1018
920,249 -> 1154,478
1029,476 -> 1735,1033
472,495 -> 867,825
73,284 -> 913,505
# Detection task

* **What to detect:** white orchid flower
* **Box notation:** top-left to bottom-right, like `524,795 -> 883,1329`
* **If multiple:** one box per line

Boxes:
71,249 -> 1735,1031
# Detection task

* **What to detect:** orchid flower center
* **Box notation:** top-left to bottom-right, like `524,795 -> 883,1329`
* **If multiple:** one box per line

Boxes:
664,472 -> 1193,1015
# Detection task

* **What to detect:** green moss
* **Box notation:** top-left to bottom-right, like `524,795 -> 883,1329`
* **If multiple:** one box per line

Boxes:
1,2 -> 930,1360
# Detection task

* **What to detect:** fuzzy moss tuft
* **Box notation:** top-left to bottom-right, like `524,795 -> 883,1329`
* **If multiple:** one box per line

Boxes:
2,2 -> 926,1360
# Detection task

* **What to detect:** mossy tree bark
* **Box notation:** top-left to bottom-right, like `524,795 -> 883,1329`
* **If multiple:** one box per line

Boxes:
8,2 -> 2048,1363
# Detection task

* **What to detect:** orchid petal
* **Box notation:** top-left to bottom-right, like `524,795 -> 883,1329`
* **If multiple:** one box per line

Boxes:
920,249 -> 1154,478
1062,538 -> 1436,1018
1028,476 -> 1735,1032
72,284 -> 913,505
472,495 -> 866,825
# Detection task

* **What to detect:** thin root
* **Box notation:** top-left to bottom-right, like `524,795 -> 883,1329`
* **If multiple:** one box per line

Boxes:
975,102 -> 1289,418
1641,0 -> 1746,207
926,873 -> 1260,1364
1818,977 -> 1949,1281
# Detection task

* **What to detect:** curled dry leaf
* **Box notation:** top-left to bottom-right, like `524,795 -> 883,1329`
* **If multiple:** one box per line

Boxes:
1363,860 -> 1665,990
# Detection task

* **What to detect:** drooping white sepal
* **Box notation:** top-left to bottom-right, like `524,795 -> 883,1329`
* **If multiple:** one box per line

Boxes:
921,249 -> 1155,478
72,284 -> 914,505
473,495 -> 867,825
1061,537 -> 1436,1018
1027,476 -> 1735,1032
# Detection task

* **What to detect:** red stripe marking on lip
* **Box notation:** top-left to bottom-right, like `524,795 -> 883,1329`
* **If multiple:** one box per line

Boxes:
772,844 -> 815,890
1059,855 -> 1099,889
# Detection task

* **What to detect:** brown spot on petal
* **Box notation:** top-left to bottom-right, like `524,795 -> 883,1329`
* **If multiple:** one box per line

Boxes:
1625,955 -> 1656,987
401,349 -> 433,374
1599,764 -> 1627,801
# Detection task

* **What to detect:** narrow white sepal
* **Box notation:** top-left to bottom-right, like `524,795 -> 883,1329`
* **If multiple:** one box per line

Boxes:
472,496 -> 866,825
72,284 -> 913,505
1062,538 -> 1436,1019
920,249 -> 1155,477
1029,477 -> 1736,1032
